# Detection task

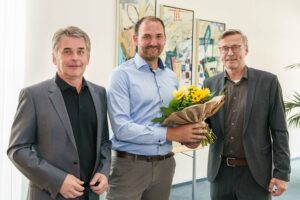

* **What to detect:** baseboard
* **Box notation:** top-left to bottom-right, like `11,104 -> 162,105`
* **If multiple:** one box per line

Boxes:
172,177 -> 208,188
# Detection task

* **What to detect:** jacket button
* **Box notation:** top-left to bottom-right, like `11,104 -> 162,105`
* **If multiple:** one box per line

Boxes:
73,161 -> 78,165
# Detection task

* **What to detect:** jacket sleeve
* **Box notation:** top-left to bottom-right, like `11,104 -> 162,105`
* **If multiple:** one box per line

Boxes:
269,76 -> 291,181
96,90 -> 111,176
7,89 -> 67,199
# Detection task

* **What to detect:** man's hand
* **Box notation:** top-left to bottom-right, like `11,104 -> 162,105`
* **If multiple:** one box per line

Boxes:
166,121 -> 207,143
182,142 -> 201,149
89,173 -> 108,195
59,174 -> 84,199
268,178 -> 288,196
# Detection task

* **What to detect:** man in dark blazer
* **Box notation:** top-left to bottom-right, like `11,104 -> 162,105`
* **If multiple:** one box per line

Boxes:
7,26 -> 111,200
204,29 -> 290,200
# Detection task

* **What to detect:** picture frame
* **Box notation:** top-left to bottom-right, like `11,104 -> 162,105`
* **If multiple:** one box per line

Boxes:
159,5 -> 194,86
194,19 -> 226,87
116,0 -> 156,66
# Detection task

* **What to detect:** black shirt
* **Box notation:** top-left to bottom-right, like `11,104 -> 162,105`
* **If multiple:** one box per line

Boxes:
223,69 -> 248,158
55,74 -> 97,185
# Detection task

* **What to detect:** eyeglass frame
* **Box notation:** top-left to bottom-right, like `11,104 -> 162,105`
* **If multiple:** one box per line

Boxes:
218,45 -> 243,54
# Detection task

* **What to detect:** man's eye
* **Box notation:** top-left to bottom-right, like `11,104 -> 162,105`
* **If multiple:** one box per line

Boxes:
63,50 -> 71,54
78,50 -> 85,55
223,47 -> 229,51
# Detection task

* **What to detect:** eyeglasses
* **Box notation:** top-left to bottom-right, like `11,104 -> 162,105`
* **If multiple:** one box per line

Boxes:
218,45 -> 242,54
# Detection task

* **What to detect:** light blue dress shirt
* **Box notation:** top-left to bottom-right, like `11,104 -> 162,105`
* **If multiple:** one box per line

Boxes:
107,54 -> 179,155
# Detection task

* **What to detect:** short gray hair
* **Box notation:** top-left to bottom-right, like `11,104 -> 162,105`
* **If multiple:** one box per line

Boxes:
52,26 -> 91,54
218,29 -> 248,49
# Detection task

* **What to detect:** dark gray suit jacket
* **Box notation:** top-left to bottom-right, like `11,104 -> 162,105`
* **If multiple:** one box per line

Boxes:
7,78 -> 111,200
204,67 -> 290,188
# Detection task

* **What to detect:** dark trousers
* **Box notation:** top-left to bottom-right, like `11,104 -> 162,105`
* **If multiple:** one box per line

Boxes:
210,163 -> 271,200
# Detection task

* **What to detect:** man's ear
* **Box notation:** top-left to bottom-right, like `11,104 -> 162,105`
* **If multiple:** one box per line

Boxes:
52,53 -> 57,65
87,53 -> 90,65
245,47 -> 249,55
133,34 -> 138,45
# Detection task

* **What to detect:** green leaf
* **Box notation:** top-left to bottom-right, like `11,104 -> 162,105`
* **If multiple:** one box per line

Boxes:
287,113 -> 300,128
151,106 -> 175,123
168,99 -> 180,111
160,107 -> 174,117
151,117 -> 164,123
285,92 -> 300,128
284,62 -> 300,129
284,63 -> 300,70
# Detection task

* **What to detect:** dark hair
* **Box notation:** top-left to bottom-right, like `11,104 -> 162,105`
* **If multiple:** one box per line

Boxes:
52,26 -> 91,54
134,16 -> 166,36
218,29 -> 248,49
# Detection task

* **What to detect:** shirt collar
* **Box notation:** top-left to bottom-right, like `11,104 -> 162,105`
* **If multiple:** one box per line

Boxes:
224,66 -> 248,80
55,73 -> 87,91
133,53 -> 165,71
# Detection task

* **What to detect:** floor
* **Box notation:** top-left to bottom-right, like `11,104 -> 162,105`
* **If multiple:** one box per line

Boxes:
170,158 -> 300,200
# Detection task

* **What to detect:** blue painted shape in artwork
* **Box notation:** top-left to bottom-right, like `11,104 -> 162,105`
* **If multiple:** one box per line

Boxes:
164,49 -> 177,70
199,25 -> 214,53
118,45 -> 125,65
203,25 -> 211,52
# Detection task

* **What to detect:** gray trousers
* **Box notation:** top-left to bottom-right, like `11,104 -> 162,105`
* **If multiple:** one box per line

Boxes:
106,155 -> 176,200
210,163 -> 271,200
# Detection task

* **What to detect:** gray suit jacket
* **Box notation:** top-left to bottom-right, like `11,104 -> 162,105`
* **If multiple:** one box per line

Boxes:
204,67 -> 290,188
7,78 -> 111,200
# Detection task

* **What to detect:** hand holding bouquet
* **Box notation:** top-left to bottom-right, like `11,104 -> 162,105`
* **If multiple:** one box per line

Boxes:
152,85 -> 225,147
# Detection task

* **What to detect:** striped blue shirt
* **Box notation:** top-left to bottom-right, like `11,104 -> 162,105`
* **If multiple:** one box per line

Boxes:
107,54 -> 178,155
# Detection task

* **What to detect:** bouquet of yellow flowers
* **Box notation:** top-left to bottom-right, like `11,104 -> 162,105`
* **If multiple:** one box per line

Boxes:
152,85 -> 225,146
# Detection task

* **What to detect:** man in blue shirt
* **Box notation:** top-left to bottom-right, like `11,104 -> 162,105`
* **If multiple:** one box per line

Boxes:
106,16 -> 206,200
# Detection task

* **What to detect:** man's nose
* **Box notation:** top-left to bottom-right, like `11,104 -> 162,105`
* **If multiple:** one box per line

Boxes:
227,48 -> 234,55
149,38 -> 158,46
71,52 -> 80,60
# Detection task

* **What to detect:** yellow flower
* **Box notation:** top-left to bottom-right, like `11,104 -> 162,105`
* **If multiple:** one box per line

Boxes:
172,86 -> 187,100
152,84 -> 221,147
187,85 -> 196,91
191,88 -> 211,103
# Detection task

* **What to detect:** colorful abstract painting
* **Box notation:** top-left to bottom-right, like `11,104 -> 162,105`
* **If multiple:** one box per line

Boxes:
116,0 -> 156,65
195,19 -> 225,87
160,5 -> 194,86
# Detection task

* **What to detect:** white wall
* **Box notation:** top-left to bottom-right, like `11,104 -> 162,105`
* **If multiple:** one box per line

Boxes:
24,0 -> 300,187
25,0 -> 116,86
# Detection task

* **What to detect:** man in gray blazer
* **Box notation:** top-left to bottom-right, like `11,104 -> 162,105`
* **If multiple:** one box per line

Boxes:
7,26 -> 111,200
204,29 -> 290,200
